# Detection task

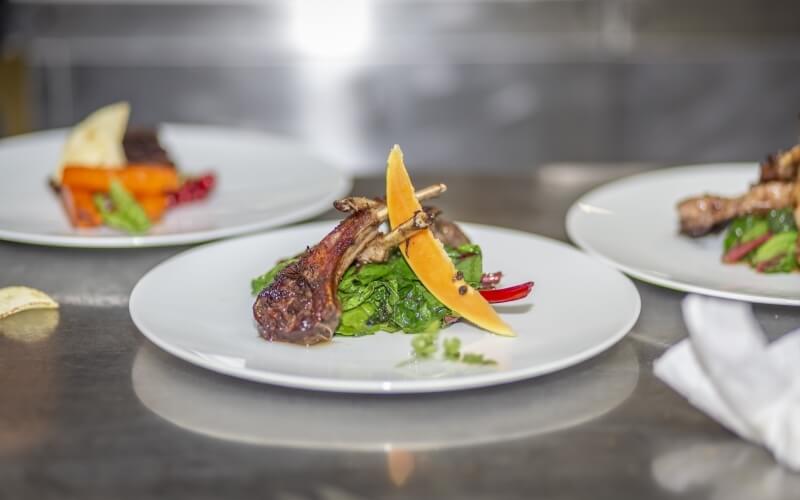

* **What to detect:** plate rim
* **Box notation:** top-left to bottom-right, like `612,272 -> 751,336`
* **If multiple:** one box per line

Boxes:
565,162 -> 800,306
0,124 -> 353,248
129,221 -> 642,394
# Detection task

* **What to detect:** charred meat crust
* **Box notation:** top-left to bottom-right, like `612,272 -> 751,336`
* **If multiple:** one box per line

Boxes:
759,146 -> 800,184
677,181 -> 794,237
122,128 -> 175,166
253,209 -> 380,345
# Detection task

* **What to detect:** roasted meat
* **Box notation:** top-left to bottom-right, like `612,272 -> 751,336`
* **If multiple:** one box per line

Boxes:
759,145 -> 800,183
253,209 -> 383,345
253,185 -> 448,345
430,216 -> 471,247
123,128 -> 175,166
677,181 -> 794,236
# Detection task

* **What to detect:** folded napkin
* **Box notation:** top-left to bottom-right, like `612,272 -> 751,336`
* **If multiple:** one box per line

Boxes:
654,294 -> 800,470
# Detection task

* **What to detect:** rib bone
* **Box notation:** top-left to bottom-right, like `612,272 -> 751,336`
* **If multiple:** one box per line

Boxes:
375,183 -> 446,220
333,183 -> 447,219
357,210 -> 433,264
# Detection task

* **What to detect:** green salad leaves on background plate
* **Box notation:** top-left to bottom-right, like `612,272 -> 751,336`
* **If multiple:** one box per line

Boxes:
723,208 -> 798,273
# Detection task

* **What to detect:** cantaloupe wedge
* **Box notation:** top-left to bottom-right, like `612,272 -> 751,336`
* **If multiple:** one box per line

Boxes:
385,145 -> 514,336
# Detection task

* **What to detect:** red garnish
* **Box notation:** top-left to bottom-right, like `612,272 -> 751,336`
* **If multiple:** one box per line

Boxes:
168,173 -> 216,206
479,281 -> 534,303
756,254 -> 785,273
723,233 -> 772,263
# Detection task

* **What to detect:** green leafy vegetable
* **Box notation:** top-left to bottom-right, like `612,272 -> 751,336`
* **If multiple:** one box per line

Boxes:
767,208 -> 797,234
761,249 -> 797,273
446,244 -> 483,287
251,244 -> 485,336
443,337 -> 461,360
723,215 -> 769,253
411,331 -> 438,358
408,334 -> 497,365
250,258 -> 298,295
93,180 -> 151,234
461,352 -> 498,365
753,231 -> 797,263
722,211 -> 798,273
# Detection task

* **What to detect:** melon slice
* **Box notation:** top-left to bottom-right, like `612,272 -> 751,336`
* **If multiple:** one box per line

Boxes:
385,145 -> 514,336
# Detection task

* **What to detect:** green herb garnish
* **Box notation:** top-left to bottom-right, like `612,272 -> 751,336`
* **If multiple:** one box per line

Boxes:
411,331 -> 439,358
93,180 -> 151,234
407,334 -> 497,366
443,337 -> 461,361
461,352 -> 498,366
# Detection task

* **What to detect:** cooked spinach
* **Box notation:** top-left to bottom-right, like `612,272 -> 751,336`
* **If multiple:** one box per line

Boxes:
251,244 -> 484,335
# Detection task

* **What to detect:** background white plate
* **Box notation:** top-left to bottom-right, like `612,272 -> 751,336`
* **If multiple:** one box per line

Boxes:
567,163 -> 800,306
0,125 -> 351,247
129,222 -> 641,394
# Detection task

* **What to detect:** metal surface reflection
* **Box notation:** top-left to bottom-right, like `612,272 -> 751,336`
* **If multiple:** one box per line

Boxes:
0,309 -> 59,456
0,308 -> 59,343
652,440 -> 800,500
132,339 -> 639,452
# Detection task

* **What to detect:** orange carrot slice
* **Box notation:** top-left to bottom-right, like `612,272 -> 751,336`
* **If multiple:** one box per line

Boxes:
135,194 -> 169,222
61,186 -> 102,228
61,165 -> 179,195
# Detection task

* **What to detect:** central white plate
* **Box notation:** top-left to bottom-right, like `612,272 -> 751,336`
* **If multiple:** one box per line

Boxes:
0,125 -> 351,247
129,222 -> 641,393
566,164 -> 800,305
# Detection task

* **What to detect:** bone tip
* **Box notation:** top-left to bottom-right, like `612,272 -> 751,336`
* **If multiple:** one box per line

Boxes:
438,183 -> 447,193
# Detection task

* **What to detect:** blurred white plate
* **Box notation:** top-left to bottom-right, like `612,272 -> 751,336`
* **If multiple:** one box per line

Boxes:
0,125 -> 351,247
129,222 -> 641,394
567,164 -> 800,306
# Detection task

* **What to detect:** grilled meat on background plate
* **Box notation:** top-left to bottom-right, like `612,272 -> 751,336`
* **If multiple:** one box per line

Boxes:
122,128 -> 175,166
678,146 -> 800,237
678,181 -> 795,237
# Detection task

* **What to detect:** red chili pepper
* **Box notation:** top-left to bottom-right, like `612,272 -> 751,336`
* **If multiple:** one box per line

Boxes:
479,281 -> 534,303
722,233 -> 772,263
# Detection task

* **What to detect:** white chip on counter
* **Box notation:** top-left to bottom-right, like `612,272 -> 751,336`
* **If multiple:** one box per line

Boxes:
0,286 -> 59,320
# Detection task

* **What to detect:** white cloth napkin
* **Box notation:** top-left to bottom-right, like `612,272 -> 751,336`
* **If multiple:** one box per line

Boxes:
654,294 -> 800,470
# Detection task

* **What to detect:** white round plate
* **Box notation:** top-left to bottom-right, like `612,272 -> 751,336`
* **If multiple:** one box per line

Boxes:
567,163 -> 800,306
129,222 -> 641,394
0,125 -> 351,247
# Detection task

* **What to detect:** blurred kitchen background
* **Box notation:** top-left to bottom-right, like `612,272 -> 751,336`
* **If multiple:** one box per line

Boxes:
1,0 -> 799,173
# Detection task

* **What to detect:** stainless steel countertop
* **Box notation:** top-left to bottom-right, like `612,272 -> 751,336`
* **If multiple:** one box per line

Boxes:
2,169 -> 799,499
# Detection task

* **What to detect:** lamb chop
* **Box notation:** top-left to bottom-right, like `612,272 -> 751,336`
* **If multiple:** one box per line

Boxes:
677,181 -> 795,236
253,184 -> 449,345
678,144 -> 800,236
758,145 -> 800,183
